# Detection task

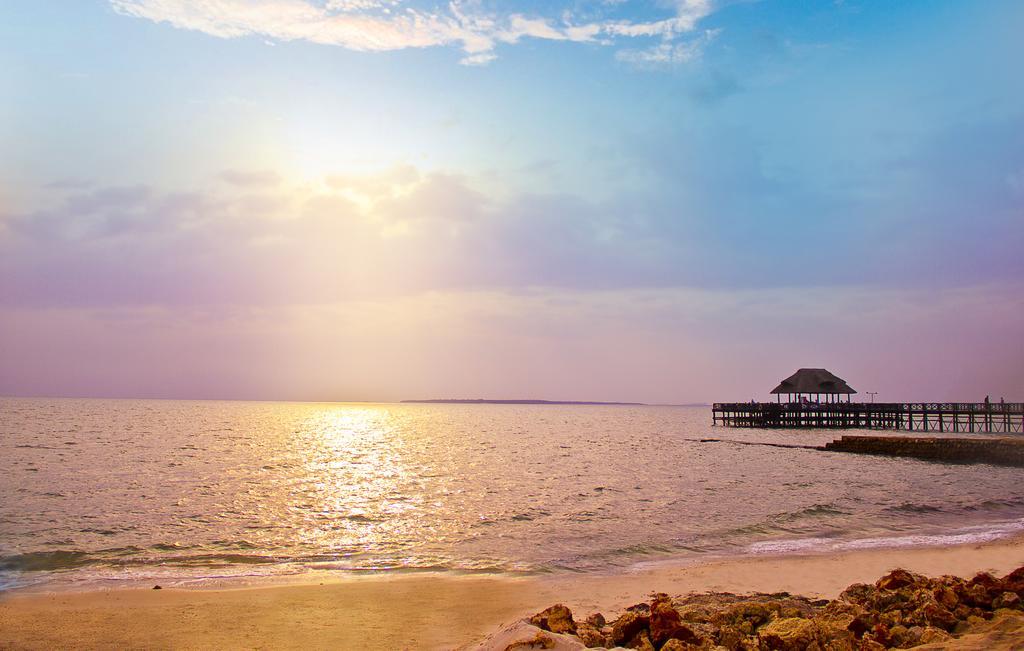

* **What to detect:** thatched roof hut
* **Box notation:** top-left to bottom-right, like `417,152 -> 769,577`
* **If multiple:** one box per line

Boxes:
771,368 -> 856,401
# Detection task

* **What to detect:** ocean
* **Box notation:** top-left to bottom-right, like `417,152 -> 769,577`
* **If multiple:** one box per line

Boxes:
3,398 -> 1023,592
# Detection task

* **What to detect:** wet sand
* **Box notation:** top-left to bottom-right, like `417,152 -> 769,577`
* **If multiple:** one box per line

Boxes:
3,536 -> 1024,649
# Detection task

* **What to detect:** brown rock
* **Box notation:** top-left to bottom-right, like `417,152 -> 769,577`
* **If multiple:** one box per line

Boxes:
993,591 -> 1021,610
838,584 -> 875,606
650,596 -> 702,648
962,582 -> 994,608
915,602 -> 958,631
970,571 -> 1002,590
903,625 -> 925,646
876,609 -> 901,629
503,631 -> 558,650
779,606 -> 806,619
885,624 -> 909,647
658,640 -> 691,651
716,625 -> 744,650
932,585 -> 958,609
757,617 -> 818,651
723,602 -> 772,627
821,637 -> 856,651
575,623 -> 606,648
818,630 -> 856,651
626,629 -> 656,651
876,568 -> 922,591
585,613 -> 606,628
846,614 -> 873,638
611,610 -> 650,646
917,626 -> 952,644
865,623 -> 890,647
812,603 -> 863,649
1001,565 -> 1024,594
819,600 -> 866,621
869,590 -> 902,613
677,605 -> 710,624
856,640 -> 885,651
530,604 -> 577,635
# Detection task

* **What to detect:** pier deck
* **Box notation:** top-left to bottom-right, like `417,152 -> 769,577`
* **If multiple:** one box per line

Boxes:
712,402 -> 1024,433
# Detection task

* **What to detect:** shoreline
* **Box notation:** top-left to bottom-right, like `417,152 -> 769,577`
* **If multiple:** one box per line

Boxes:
3,535 -> 1024,649
5,523 -> 1024,598
6,514 -> 1024,596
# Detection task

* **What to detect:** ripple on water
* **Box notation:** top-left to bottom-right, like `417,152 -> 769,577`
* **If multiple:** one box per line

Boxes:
3,398 -> 1024,589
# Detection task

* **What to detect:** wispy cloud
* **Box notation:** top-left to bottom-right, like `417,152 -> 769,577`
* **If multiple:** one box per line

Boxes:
4,128 -> 1023,311
616,28 -> 719,66
109,0 -> 718,65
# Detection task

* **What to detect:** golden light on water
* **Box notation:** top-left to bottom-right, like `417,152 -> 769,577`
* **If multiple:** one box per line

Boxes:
7,399 -> 1024,587
294,406 -> 429,567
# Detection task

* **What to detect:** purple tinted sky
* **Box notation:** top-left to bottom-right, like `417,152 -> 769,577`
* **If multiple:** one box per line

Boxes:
1,1 -> 1022,402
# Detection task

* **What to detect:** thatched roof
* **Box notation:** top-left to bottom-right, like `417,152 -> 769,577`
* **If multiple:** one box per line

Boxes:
770,368 -> 856,395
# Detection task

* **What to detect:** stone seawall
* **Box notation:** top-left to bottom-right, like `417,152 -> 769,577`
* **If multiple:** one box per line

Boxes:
822,435 -> 1024,467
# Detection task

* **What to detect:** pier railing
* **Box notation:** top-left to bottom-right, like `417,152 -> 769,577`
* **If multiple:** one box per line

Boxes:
711,402 -> 1024,433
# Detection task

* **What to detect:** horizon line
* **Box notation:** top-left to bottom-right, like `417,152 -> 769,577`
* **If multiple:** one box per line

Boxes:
0,393 -> 708,407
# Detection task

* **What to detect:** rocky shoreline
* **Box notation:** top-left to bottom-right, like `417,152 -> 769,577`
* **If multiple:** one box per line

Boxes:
482,566 -> 1024,650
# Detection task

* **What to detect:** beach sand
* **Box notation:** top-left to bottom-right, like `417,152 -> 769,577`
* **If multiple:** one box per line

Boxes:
3,537 -> 1024,650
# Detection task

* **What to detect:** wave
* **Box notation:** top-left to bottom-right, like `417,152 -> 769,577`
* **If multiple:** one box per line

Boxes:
0,550 -> 97,572
747,517 -> 1024,555
965,497 -> 1024,511
884,502 -> 946,515
885,497 -> 1024,516
0,541 -> 282,574
701,504 -> 850,545
773,503 -> 849,522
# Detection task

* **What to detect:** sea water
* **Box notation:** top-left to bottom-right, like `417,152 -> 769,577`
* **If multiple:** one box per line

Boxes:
3,398 -> 1023,591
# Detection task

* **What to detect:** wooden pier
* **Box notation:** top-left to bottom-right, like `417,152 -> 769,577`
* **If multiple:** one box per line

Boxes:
712,402 -> 1024,434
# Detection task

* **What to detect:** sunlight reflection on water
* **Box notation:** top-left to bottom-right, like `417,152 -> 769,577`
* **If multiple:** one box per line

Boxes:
3,398 -> 1024,589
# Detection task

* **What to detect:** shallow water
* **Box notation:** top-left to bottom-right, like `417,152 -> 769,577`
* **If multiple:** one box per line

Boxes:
2,398 -> 1023,591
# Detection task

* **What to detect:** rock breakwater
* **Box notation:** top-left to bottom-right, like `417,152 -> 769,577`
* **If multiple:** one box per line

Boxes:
822,436 -> 1024,467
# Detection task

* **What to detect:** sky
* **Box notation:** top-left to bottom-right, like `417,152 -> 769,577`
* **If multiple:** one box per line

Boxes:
1,0 -> 1022,403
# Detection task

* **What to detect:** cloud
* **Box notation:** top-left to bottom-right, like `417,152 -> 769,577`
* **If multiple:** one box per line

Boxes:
3,139 -> 1023,313
459,52 -> 497,66
109,0 -> 718,65
219,170 -> 283,187
616,28 -> 719,66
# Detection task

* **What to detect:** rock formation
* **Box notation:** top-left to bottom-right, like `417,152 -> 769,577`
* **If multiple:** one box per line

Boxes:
515,565 -> 1024,650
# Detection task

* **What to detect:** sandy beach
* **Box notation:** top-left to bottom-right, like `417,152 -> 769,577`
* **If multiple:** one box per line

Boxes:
3,537 -> 1024,650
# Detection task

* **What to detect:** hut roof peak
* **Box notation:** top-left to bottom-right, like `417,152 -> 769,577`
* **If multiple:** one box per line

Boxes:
770,368 -> 857,395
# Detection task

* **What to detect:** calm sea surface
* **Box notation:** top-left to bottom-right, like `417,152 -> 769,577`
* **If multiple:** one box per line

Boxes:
3,398 -> 1024,591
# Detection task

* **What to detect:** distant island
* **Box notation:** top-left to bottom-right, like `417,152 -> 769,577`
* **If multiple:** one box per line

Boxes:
400,399 -> 647,405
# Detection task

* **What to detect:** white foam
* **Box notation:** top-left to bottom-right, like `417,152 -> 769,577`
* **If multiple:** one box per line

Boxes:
747,537 -> 835,554
747,518 -> 1024,556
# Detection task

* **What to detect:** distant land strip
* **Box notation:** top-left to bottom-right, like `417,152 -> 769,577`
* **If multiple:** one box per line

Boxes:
400,399 -> 647,406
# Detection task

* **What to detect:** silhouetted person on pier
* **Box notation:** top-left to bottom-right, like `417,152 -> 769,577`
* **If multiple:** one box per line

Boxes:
985,395 -> 990,408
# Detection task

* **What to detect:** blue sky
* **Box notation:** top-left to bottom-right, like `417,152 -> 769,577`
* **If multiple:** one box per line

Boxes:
1,1 -> 1022,402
